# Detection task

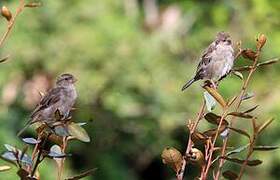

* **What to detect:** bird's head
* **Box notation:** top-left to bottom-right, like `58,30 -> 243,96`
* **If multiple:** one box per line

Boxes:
215,31 -> 232,46
56,73 -> 77,86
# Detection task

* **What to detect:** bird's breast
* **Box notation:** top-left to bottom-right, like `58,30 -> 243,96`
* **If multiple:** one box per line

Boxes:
206,45 -> 234,80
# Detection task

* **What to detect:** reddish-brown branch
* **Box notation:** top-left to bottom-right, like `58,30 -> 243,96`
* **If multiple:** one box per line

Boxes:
0,0 -> 25,48
177,100 -> 206,180
201,109 -> 228,180
214,47 -> 261,179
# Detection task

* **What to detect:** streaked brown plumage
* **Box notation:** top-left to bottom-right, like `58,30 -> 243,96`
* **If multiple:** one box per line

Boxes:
17,73 -> 77,136
182,32 -> 234,91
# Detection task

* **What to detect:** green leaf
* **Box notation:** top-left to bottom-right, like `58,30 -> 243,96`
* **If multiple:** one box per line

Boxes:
4,144 -> 16,152
77,122 -> 87,126
257,58 -> 279,67
68,122 -> 90,142
204,86 -> 226,108
232,71 -> 243,80
54,125 -> 70,137
1,152 -> 17,161
241,92 -> 254,101
221,156 -> 262,166
22,138 -> 41,145
49,145 -> 66,158
253,146 -> 278,151
212,144 -> 250,164
229,127 -> 250,139
204,91 -> 216,112
0,165 -> 11,172
226,144 -> 250,156
223,170 -> 238,180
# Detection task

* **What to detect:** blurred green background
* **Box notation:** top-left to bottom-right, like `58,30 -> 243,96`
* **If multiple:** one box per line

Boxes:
0,0 -> 279,179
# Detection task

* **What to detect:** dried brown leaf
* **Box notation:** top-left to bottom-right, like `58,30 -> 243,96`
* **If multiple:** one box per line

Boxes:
256,34 -> 267,50
241,49 -> 256,61
189,148 -> 205,166
191,131 -> 207,144
204,113 -> 229,126
243,105 -> 259,114
0,55 -> 9,63
223,170 -> 238,180
161,147 -> 183,173
233,66 -> 252,72
203,126 -> 227,138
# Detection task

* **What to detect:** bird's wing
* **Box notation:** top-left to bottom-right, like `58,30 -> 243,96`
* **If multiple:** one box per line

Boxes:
194,42 -> 216,79
30,86 -> 63,119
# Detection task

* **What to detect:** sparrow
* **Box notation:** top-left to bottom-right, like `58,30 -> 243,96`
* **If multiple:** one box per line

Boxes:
181,32 -> 234,91
17,73 -> 77,136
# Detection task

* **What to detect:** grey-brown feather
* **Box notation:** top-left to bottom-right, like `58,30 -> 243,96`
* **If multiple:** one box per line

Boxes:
17,74 -> 77,136
182,32 -> 234,91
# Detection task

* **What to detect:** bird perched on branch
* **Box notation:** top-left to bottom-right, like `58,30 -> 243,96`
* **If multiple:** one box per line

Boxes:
17,73 -> 77,136
181,32 -> 234,91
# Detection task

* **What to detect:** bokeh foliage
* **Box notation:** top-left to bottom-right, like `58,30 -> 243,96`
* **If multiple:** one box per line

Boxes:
0,0 -> 279,179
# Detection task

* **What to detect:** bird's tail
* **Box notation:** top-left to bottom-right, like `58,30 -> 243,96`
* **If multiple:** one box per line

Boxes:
181,78 -> 196,91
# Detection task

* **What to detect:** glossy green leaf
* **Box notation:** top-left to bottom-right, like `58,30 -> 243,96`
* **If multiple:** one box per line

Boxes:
221,156 -> 262,166
22,138 -> 41,145
229,127 -> 250,139
0,165 -> 11,172
68,122 -> 90,142
257,58 -> 279,67
204,91 -> 216,112
232,71 -> 243,80
54,125 -> 70,137
49,145 -> 66,158
253,146 -> 278,151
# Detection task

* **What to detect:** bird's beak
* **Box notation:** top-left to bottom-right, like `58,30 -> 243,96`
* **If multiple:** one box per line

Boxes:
73,77 -> 78,83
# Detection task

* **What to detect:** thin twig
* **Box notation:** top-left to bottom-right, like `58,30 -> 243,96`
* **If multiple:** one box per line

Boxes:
176,100 -> 206,180
57,137 -> 68,180
201,109 -> 228,180
237,133 -> 256,179
31,133 -> 50,177
0,0 -> 25,48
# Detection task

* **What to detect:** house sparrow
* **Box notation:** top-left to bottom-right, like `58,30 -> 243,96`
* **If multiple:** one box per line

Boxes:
181,32 -> 234,91
17,73 -> 77,136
